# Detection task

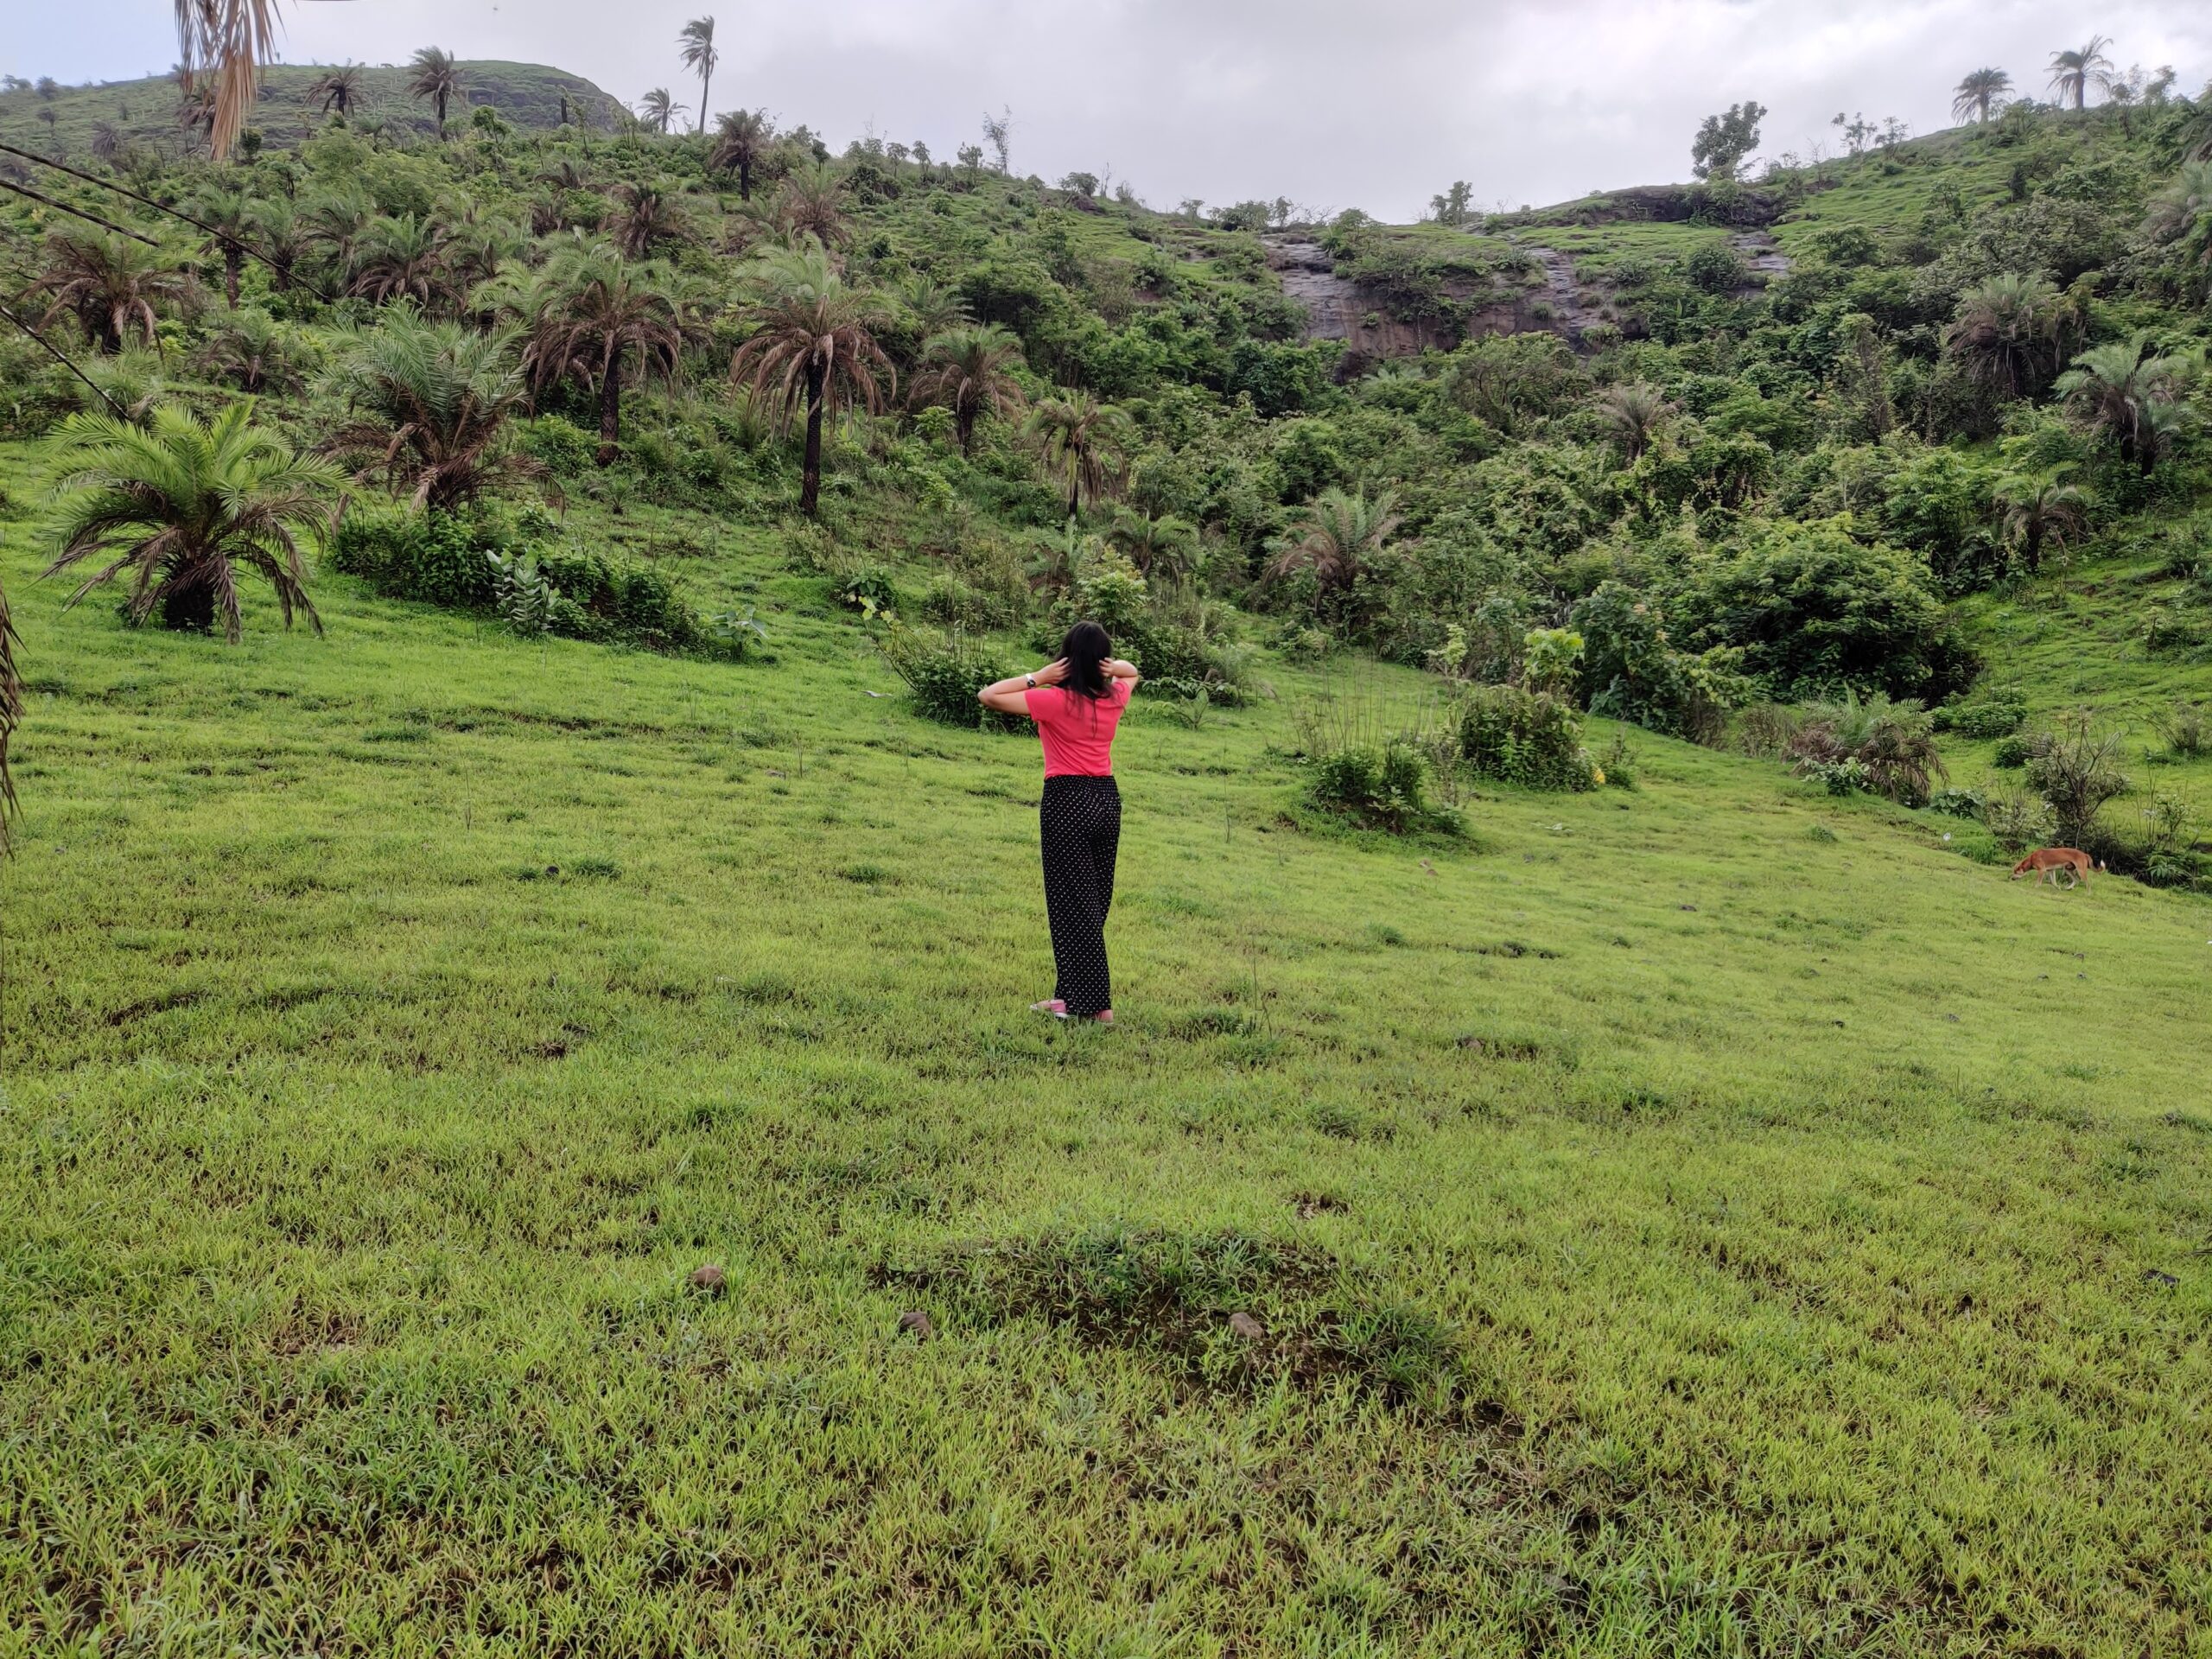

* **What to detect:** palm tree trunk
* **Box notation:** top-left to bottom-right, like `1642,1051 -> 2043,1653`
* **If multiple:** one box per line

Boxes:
957,408 -> 974,456
738,160 -> 752,201
801,376 -> 825,516
698,68 -> 712,136
597,356 -> 623,465
224,250 -> 241,308
162,578 -> 216,634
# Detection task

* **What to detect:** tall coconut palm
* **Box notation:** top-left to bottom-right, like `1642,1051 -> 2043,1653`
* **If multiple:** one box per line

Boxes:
519,247 -> 701,464
1265,488 -> 1401,613
190,184 -> 256,308
44,404 -> 340,639
709,108 -> 772,199
776,162 -> 849,250
1025,391 -> 1131,518
322,306 -> 547,511
1942,274 -> 2070,399
2054,334 -> 2193,474
637,88 -> 685,136
310,64 -> 364,121
1993,468 -> 2092,574
346,215 -> 460,311
1595,381 -> 1674,463
408,47 -> 462,137
909,325 -> 1025,455
171,0 -> 284,161
2047,37 -> 2112,111
728,246 -> 894,516
607,181 -> 695,259
677,16 -> 718,136
1952,68 -> 2012,125
30,232 -> 190,354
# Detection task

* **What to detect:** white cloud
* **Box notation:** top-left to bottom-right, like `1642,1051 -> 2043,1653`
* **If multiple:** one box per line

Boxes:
11,0 -> 2210,218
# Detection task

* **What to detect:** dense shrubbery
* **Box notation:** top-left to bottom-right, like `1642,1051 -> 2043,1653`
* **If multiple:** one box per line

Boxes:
328,507 -> 708,651
1305,741 -> 1454,835
1456,685 -> 1599,791
878,621 -> 1014,728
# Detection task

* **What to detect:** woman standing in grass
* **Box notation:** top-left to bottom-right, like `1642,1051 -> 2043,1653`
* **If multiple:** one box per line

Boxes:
979,621 -> 1141,1025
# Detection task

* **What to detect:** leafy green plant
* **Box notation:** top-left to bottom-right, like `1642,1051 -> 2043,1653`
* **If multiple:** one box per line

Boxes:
487,549 -> 556,639
878,620 -> 1014,729
1786,691 -> 1947,806
1306,740 -> 1452,835
2151,700 -> 2210,760
1981,785 -> 2054,852
2024,710 -> 2128,848
1458,685 -> 1598,791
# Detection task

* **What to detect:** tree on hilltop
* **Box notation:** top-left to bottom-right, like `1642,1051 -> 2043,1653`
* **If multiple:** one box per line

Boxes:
728,246 -> 894,516
408,47 -> 462,137
678,16 -> 718,134
1692,101 -> 1767,181
2047,36 -> 2112,111
1953,68 -> 2012,124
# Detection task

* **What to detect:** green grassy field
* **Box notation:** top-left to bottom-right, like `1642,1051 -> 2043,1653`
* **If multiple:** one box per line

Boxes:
3,429 -> 2209,1656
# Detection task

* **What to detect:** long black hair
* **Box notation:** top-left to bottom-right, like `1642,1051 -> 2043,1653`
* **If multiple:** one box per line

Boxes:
1060,620 -> 1112,699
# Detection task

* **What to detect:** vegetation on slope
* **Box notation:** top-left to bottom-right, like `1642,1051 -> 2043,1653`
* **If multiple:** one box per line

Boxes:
0,30 -> 2209,1654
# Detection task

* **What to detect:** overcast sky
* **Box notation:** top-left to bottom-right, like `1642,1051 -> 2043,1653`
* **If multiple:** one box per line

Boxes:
9,1 -> 2210,218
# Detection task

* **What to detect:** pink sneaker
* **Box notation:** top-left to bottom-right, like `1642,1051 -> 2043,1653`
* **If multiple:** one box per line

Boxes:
1090,1009 -> 1115,1026
1030,999 -> 1067,1019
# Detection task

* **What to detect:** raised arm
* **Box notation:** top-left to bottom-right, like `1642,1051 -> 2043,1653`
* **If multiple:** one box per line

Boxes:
1105,658 -> 1141,688
978,658 -> 1069,716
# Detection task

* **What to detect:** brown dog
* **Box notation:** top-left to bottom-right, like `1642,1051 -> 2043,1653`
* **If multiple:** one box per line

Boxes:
2011,848 -> 2098,887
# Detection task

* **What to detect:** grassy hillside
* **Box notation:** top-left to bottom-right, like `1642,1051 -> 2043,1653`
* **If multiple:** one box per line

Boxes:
0,60 -> 622,161
2,461 -> 2208,1652
2,59 -> 2211,1656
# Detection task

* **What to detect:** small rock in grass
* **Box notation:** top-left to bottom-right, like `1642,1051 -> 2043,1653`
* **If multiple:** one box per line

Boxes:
1228,1311 -> 1265,1342
688,1264 -> 727,1294
898,1309 -> 934,1340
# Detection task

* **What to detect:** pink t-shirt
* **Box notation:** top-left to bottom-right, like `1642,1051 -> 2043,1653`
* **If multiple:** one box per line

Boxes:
1026,680 -> 1131,777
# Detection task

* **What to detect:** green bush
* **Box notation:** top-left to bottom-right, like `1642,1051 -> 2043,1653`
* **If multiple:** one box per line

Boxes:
1306,740 -> 1446,834
328,507 -> 706,652
1933,684 -> 2027,739
1457,685 -> 1598,791
880,622 -> 1014,729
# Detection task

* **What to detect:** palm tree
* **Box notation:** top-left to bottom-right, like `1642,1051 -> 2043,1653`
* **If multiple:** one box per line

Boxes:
1025,391 -> 1131,517
2145,160 -> 2212,287
2055,334 -> 2193,474
728,245 -> 895,516
776,162 -> 849,250
2047,37 -> 2112,111
677,16 -> 718,136
44,404 -> 340,639
1596,381 -> 1673,462
248,194 -> 311,293
636,88 -> 685,135
1024,518 -> 1100,595
190,184 -> 256,309
347,215 -> 460,311
1993,468 -> 2092,574
519,247 -> 701,464
1942,274 -> 2070,399
170,0 -> 283,161
894,273 -> 971,340
323,308 -> 548,512
709,109 -> 772,199
91,121 -> 124,164
175,80 -> 219,151
310,64 -> 364,121
199,307 -> 297,392
607,181 -> 694,259
30,232 -> 189,354
1265,488 -> 1401,613
909,326 -> 1025,455
303,184 -> 376,276
1952,68 -> 2012,125
1107,509 -> 1198,582
408,47 -> 462,137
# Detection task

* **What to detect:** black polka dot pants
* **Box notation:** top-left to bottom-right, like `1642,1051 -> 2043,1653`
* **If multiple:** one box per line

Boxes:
1039,776 -> 1121,1017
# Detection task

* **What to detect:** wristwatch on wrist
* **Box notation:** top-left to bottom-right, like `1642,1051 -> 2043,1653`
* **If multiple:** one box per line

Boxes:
1024,674 -> 1038,689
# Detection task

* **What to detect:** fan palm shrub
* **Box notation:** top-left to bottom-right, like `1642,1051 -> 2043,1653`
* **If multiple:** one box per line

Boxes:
2055,335 -> 2194,474
910,326 -> 1024,455
1266,489 -> 1401,623
1942,275 -> 2070,400
323,306 -> 546,511
709,109 -> 772,199
30,232 -> 190,353
1025,391 -> 1131,517
43,404 -> 340,639
518,247 -> 701,464
408,47 -> 463,137
728,246 -> 894,515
